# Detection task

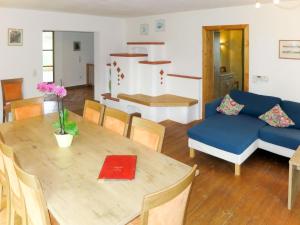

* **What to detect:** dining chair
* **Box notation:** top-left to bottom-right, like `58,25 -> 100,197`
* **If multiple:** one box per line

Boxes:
130,117 -> 165,153
83,100 -> 105,125
11,97 -> 44,121
1,78 -> 23,122
14,162 -> 52,225
102,107 -> 130,136
1,143 -> 26,225
127,165 -> 197,225
0,139 -> 7,212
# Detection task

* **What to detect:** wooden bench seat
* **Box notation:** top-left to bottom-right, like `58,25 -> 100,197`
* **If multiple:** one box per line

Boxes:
117,94 -> 198,107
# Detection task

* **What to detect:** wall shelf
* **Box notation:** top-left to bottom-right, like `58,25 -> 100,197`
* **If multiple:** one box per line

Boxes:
127,42 -> 165,45
110,53 -> 148,57
167,74 -> 202,80
139,60 -> 171,65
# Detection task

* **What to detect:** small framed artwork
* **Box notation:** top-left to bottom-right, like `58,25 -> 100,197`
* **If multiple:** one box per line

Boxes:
155,19 -> 165,32
8,28 -> 23,46
140,24 -> 149,35
73,41 -> 81,51
279,40 -> 300,60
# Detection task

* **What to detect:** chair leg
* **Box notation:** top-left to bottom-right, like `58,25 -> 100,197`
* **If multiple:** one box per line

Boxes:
235,164 -> 241,176
189,148 -> 196,158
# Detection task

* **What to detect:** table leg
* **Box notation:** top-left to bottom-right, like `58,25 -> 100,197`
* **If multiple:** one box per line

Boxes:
288,164 -> 300,210
189,148 -> 195,158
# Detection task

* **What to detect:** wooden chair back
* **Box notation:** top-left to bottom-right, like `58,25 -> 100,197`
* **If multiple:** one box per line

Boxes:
102,107 -> 130,136
83,100 -> 105,125
139,165 -> 197,225
11,97 -> 44,121
0,140 -> 6,184
1,143 -> 26,223
1,78 -> 23,106
0,139 -> 8,217
130,117 -> 165,152
14,162 -> 52,225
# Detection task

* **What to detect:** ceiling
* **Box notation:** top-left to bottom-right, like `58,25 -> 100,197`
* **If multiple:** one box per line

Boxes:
0,0 -> 282,17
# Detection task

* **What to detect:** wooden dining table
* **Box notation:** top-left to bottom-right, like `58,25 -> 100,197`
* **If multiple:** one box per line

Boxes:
0,112 -> 191,225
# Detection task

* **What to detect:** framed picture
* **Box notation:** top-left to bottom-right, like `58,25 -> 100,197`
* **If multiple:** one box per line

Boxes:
140,24 -> 149,35
155,19 -> 165,32
279,40 -> 300,60
73,41 -> 81,51
8,28 -> 23,46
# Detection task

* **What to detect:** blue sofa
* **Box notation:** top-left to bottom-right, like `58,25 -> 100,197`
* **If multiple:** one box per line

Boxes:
187,90 -> 300,175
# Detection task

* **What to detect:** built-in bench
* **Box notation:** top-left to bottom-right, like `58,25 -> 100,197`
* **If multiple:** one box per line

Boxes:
117,93 -> 198,107
101,93 -> 199,124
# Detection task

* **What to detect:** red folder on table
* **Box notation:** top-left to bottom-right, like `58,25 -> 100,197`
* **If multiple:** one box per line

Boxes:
98,155 -> 137,180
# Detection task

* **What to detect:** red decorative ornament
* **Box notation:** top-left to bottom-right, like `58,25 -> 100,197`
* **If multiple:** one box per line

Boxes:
160,70 -> 164,75
117,67 -> 121,73
113,61 -> 117,67
121,73 -> 125,79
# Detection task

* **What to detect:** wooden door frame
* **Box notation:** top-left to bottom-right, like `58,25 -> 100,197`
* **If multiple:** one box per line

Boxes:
202,24 -> 249,117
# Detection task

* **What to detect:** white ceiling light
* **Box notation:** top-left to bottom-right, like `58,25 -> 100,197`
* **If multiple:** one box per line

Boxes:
256,0 -> 300,9
255,1 -> 261,8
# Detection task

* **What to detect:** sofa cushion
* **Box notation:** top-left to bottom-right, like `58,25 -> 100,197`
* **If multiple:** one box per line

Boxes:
259,126 -> 300,150
259,104 -> 295,128
230,90 -> 281,117
281,100 -> 300,129
217,94 -> 244,116
187,114 -> 266,155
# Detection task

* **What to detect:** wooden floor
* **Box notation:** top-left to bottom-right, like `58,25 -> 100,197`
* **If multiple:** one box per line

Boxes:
161,120 -> 300,225
45,85 -> 94,115
2,87 -> 300,225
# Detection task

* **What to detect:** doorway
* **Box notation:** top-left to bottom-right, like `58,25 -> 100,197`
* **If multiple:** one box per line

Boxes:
42,31 -> 95,115
202,24 -> 249,116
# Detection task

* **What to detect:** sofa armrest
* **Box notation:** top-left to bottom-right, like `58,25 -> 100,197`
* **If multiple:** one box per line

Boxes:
205,97 -> 223,118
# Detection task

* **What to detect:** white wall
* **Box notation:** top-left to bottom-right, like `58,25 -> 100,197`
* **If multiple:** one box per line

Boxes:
0,7 -> 125,120
54,31 -> 94,87
126,4 -> 300,104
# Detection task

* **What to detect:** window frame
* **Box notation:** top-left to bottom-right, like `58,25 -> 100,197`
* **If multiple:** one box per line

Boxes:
42,31 -> 55,83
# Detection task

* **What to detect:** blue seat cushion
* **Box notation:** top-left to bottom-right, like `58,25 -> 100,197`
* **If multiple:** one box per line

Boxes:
259,126 -> 300,150
187,114 -> 266,155
281,100 -> 300,129
230,90 -> 281,117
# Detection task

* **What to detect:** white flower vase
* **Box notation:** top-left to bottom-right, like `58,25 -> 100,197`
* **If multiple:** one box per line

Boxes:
54,133 -> 73,148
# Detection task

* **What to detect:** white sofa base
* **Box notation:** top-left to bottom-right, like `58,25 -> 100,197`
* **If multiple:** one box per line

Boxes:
188,138 -> 295,166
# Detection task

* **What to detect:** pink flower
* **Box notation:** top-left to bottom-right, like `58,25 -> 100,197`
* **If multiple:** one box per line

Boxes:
46,83 -> 56,93
54,86 -> 67,98
37,82 -> 49,93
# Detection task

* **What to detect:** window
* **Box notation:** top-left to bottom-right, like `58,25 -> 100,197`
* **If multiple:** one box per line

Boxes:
42,31 -> 54,82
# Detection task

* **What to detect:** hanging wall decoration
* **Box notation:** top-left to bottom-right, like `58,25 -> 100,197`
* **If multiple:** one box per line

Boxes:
279,40 -> 300,60
73,41 -> 81,51
140,24 -> 149,35
155,19 -> 166,32
8,28 -> 23,46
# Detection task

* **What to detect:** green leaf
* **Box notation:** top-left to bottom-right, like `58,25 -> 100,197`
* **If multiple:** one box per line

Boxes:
52,109 -> 79,135
63,108 -> 69,121
64,121 -> 79,136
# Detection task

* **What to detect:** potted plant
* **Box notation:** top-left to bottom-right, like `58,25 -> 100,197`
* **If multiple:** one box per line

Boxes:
37,82 -> 78,148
